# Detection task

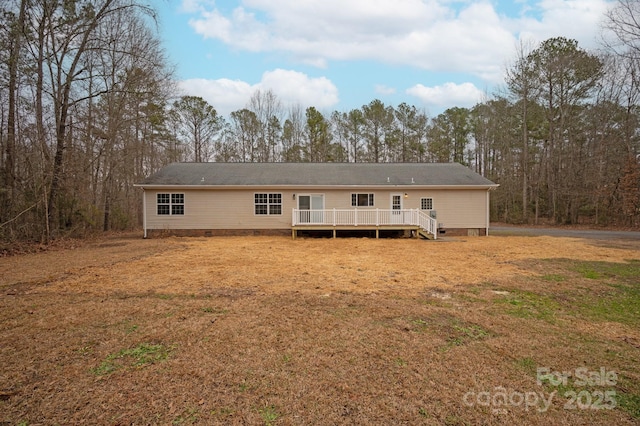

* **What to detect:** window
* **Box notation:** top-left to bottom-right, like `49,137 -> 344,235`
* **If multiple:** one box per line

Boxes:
269,193 -> 282,215
255,193 -> 282,215
351,193 -> 374,207
157,193 -> 184,215
421,197 -> 433,210
171,193 -> 184,215
255,194 -> 268,215
157,194 -> 170,215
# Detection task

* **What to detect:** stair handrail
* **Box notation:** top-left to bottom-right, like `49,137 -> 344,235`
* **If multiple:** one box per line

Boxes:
415,209 -> 438,240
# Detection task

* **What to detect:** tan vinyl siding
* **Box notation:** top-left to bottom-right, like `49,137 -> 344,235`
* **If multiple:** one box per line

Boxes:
403,190 -> 488,228
144,188 -> 489,230
145,189 -> 294,230
322,189 -> 488,229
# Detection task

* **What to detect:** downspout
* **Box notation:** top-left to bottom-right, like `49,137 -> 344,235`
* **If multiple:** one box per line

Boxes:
486,189 -> 490,236
142,188 -> 147,239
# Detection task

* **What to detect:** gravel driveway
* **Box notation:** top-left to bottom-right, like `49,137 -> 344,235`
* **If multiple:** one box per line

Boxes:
490,225 -> 640,240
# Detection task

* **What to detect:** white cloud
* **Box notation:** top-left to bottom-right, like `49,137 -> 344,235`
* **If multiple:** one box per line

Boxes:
509,0 -> 613,49
178,78 -> 253,117
189,10 -> 233,43
260,69 -> 340,109
406,82 -> 485,109
185,0 -> 508,80
184,0 -> 611,83
178,69 -> 339,117
375,85 -> 397,96
179,0 -> 215,14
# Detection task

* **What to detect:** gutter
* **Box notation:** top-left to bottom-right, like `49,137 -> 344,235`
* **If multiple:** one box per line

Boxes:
133,184 -> 501,191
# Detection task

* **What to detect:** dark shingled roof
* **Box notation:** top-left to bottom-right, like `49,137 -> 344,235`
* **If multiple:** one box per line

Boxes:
137,162 -> 497,187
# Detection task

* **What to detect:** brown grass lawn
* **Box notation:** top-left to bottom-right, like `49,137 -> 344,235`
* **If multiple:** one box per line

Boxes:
1,233 -> 639,425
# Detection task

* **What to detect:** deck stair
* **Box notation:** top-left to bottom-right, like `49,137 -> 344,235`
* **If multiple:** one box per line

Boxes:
417,228 -> 435,240
414,209 -> 437,240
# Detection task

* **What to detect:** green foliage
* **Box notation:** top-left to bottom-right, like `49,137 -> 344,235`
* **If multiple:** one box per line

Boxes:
449,323 -> 489,346
618,392 -> 640,419
305,107 -> 332,162
125,323 -> 139,334
410,318 -> 429,331
210,407 -> 235,418
455,324 -> 489,339
541,274 -> 566,282
230,108 -> 261,162
514,357 -> 537,374
172,407 -> 200,425
577,267 -> 601,279
394,357 -> 407,367
108,205 -> 133,231
362,99 -> 395,163
573,260 -> 640,282
3,0 -> 640,247
495,290 -> 559,322
577,282 -> 640,326
259,405 -> 279,426
92,343 -> 173,376
394,102 -> 428,162
171,96 -> 223,162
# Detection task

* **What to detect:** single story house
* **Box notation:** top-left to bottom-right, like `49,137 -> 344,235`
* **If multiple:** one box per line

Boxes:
134,162 -> 498,239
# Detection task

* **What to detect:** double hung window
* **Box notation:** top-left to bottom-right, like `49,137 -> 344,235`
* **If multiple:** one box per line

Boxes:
255,193 -> 282,215
157,193 -> 184,215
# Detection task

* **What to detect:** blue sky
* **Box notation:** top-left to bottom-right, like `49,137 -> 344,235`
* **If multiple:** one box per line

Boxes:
156,0 -> 613,117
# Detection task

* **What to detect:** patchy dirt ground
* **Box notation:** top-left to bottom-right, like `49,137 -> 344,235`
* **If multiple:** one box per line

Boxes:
1,233 -> 639,425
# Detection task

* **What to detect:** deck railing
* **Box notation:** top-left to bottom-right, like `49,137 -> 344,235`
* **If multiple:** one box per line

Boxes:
292,208 -> 437,239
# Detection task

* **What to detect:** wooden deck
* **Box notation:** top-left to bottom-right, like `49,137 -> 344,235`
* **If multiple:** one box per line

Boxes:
291,209 -> 438,239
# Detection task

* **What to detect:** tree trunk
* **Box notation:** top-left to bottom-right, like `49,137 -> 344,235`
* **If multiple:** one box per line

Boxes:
46,0 -> 117,237
3,0 -> 27,223
521,100 -> 529,224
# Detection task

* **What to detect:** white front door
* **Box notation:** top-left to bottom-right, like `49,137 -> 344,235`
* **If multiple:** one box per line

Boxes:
391,193 -> 403,224
298,194 -> 324,223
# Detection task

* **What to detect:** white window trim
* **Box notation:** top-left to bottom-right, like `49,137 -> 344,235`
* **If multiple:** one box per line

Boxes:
156,192 -> 185,216
254,192 -> 283,216
420,197 -> 434,211
351,193 -> 375,207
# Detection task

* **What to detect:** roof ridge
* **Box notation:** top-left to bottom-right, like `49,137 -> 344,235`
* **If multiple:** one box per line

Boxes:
137,162 -> 497,187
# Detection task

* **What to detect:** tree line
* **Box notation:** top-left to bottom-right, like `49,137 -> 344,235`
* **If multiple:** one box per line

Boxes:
1,0 -> 639,244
